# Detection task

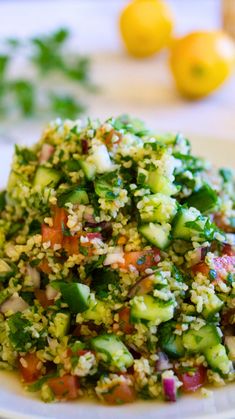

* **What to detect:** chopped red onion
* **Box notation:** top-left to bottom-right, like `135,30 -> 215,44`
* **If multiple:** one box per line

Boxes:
83,212 -> 96,223
27,265 -> 40,289
81,139 -> 89,154
46,284 -> 59,300
104,247 -> 124,265
162,376 -> 177,402
39,143 -> 54,164
156,352 -> 172,372
189,247 -> 208,267
0,295 -> 28,314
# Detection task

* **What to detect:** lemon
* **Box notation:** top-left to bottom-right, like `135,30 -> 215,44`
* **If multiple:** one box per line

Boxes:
169,31 -> 235,99
120,0 -> 174,58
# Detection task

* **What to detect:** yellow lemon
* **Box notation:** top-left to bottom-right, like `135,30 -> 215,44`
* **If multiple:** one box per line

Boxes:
120,0 -> 174,58
169,31 -> 235,99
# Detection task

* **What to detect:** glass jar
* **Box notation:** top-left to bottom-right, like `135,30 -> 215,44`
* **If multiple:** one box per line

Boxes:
222,0 -> 235,39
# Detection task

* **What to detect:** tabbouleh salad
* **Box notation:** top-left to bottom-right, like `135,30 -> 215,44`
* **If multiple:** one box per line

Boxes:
0,115 -> 235,404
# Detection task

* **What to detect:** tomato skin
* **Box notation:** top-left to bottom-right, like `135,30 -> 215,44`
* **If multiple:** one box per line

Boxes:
41,207 -> 67,247
35,289 -> 54,309
222,244 -> 235,257
120,249 -> 160,272
102,379 -> 136,404
191,261 -> 209,276
52,207 -> 68,230
177,366 -> 207,393
41,207 -> 103,255
118,307 -> 134,334
192,256 -> 235,282
63,236 -> 79,256
19,353 -> 42,383
104,129 -> 122,148
38,258 -> 52,274
47,375 -> 79,400
41,224 -> 63,247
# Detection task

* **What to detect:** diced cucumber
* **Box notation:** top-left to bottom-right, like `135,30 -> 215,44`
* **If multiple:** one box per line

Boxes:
53,312 -> 70,338
33,166 -> 61,189
79,160 -> 96,180
137,167 -> 148,186
182,324 -> 221,353
147,169 -> 177,196
60,283 -> 90,314
90,334 -> 133,370
202,294 -> 223,319
204,343 -> 232,375
172,207 -> 215,241
138,194 -> 178,223
57,187 -> 89,207
139,222 -> 171,250
158,321 -> 185,359
82,299 -> 111,324
130,295 -> 174,325
184,184 -> 218,213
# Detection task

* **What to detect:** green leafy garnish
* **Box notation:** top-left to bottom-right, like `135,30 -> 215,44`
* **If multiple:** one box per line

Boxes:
0,190 -> 6,211
8,313 -> 33,352
49,93 -> 85,119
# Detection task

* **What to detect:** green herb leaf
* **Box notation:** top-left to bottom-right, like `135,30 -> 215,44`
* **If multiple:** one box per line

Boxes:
28,219 -> 41,235
49,93 -> 85,119
15,144 -> 37,165
11,79 -> 35,115
0,55 -> 10,79
0,190 -> 6,211
8,313 -> 33,352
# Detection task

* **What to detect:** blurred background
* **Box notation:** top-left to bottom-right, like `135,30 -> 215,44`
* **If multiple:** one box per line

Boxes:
0,0 -> 234,156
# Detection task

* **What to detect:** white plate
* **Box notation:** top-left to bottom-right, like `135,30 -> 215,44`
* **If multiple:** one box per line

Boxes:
0,136 -> 235,419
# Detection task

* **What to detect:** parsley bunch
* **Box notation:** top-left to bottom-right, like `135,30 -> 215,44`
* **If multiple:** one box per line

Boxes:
0,28 -> 94,119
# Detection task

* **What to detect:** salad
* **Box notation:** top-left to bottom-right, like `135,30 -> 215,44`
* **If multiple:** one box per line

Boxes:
0,115 -> 234,404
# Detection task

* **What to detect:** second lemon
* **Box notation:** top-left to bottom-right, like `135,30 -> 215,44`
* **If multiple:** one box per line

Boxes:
120,0 -> 174,58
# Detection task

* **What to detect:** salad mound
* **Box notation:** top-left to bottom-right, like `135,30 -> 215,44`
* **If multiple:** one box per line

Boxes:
0,115 -> 234,404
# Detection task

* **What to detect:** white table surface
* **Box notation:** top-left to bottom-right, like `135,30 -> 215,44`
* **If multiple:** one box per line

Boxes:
0,0 -> 234,185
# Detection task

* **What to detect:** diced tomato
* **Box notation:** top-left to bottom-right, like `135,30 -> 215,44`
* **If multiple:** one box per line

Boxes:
19,352 -> 42,383
120,249 -> 160,272
104,129 -> 122,148
41,207 -> 67,247
191,261 -> 209,276
35,289 -> 54,308
41,224 -> 63,247
177,366 -> 207,393
214,213 -> 235,233
52,207 -> 68,230
38,258 -> 52,274
63,236 -> 79,256
102,378 -> 136,404
86,232 -> 102,240
222,244 -> 235,257
213,256 -> 235,281
118,307 -> 134,334
47,375 -> 79,400
192,256 -> 235,283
